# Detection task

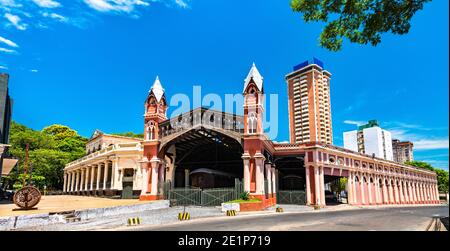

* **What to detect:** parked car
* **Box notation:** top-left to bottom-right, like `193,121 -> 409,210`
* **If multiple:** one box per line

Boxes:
325,190 -> 337,202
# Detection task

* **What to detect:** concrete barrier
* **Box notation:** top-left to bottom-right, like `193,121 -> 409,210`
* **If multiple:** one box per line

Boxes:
0,200 -> 169,230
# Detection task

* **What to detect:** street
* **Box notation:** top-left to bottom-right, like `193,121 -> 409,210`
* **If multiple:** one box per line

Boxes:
129,205 -> 448,231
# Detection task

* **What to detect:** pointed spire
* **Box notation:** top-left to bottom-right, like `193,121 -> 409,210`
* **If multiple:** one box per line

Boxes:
149,75 -> 165,102
243,62 -> 263,92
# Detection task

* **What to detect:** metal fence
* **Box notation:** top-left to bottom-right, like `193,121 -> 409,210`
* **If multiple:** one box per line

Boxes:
161,179 -> 244,207
277,190 -> 307,205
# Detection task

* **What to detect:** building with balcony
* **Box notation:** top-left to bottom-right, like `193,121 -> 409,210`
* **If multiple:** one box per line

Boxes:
285,58 -> 333,145
392,139 -> 414,163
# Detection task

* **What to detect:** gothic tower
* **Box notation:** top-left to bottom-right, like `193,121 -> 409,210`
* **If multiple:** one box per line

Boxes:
140,76 -> 168,200
242,63 -> 266,199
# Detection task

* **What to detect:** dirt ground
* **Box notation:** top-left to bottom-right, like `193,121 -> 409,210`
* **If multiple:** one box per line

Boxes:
0,195 -> 148,217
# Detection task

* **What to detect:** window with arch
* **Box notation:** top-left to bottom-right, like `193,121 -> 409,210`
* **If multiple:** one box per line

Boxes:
248,112 -> 257,134
147,121 -> 156,140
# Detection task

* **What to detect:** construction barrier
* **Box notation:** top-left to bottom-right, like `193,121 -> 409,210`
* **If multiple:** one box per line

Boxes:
127,217 -> 142,226
276,207 -> 284,213
226,210 -> 237,216
178,212 -> 190,221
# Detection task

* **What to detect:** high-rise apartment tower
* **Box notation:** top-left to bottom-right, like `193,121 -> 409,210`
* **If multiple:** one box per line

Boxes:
285,58 -> 333,144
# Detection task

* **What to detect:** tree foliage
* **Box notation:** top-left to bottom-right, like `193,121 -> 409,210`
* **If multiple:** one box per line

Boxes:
2,121 -> 88,190
111,132 -> 144,139
290,0 -> 431,51
406,160 -> 449,193
331,177 -> 347,197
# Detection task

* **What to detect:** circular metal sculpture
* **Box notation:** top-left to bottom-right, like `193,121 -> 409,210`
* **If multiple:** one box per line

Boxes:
13,186 -> 42,209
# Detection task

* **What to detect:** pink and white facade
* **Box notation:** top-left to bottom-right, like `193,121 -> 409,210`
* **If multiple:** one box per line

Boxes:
64,61 -> 439,207
137,62 -> 439,207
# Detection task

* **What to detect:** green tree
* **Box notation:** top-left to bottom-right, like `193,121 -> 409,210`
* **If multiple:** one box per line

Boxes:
405,160 -> 434,171
112,132 -> 144,139
290,0 -> 431,51
330,177 -> 347,201
406,160 -> 449,193
3,121 -> 88,190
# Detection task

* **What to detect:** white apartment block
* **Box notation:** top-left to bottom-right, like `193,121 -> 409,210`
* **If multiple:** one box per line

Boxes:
343,120 -> 393,161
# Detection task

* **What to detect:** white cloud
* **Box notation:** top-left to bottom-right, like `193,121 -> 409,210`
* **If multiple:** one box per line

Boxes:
0,47 -> 17,54
387,126 -> 448,151
30,69 -> 38,72
0,0 -> 21,7
42,12 -> 67,22
0,65 -> 8,70
32,0 -> 61,8
175,0 -> 187,8
1,1 -> 189,32
413,139 -> 449,150
83,0 -> 150,13
4,13 -> 27,30
343,120 -> 365,126
0,35 -> 18,48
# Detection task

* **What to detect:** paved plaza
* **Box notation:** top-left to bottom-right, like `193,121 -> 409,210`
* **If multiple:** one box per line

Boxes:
0,195 -> 148,217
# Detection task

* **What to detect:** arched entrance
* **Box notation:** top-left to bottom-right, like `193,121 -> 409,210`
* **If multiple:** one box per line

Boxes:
161,126 -> 244,189
274,156 -> 307,205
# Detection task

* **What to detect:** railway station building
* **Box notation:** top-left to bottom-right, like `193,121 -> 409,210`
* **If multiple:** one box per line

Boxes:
64,61 -> 440,206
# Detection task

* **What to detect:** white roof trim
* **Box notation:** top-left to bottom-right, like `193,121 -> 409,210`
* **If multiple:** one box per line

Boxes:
149,76 -> 165,102
243,63 -> 263,92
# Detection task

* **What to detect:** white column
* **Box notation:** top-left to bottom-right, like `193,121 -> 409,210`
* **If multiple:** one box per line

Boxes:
305,166 -> 312,205
140,164 -> 149,195
271,166 -> 276,195
80,168 -> 85,192
74,170 -> 79,192
150,161 -> 159,196
90,165 -> 95,190
347,172 -> 354,204
255,157 -> 265,195
63,172 -> 67,192
242,157 -> 250,192
84,166 -> 89,191
96,164 -> 101,190
103,161 -> 109,189
112,158 -> 120,190
70,171 -> 75,192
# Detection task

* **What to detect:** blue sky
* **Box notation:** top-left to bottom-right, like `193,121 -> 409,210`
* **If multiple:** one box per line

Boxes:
0,0 -> 448,170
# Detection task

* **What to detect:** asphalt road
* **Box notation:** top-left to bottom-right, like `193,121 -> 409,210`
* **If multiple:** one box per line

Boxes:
131,205 -> 449,231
